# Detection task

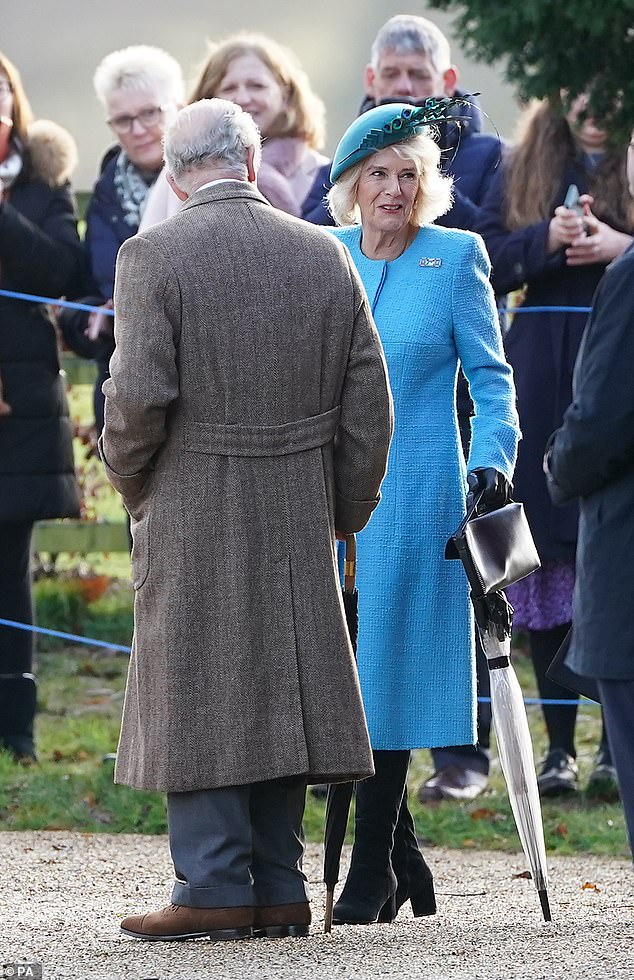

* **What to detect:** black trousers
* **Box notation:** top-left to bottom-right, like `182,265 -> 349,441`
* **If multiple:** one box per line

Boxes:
597,679 -> 634,860
0,521 -> 34,673
529,625 -> 610,760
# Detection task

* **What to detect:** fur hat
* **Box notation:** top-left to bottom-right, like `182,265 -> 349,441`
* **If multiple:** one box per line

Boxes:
26,119 -> 78,187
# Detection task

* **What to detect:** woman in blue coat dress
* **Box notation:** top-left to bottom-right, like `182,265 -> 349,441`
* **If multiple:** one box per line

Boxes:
326,103 -> 520,925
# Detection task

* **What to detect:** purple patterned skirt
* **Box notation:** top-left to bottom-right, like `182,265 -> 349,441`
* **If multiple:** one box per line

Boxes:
506,560 -> 575,631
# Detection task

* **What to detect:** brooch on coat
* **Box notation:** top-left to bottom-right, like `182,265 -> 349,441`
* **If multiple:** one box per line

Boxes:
419,257 -> 443,268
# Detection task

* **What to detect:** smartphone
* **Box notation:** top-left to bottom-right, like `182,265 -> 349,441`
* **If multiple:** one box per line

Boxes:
563,183 -> 588,235
563,183 -> 583,215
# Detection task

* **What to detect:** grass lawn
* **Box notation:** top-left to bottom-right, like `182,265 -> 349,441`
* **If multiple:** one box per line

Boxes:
0,629 -> 627,857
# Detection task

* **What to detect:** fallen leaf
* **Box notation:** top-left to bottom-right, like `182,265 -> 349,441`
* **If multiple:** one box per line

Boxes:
461,838 -> 476,848
582,881 -> 601,893
471,807 -> 496,821
471,807 -> 507,823
553,822 -> 568,837
512,870 -> 532,880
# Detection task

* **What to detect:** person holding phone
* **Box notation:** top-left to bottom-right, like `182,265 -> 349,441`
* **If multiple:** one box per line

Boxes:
477,96 -> 634,797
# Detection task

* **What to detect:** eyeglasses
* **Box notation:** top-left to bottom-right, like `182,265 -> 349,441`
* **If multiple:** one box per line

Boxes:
107,104 -> 167,135
0,81 -> 12,96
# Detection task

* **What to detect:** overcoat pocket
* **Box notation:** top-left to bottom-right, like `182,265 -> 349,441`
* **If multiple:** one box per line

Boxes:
130,511 -> 151,590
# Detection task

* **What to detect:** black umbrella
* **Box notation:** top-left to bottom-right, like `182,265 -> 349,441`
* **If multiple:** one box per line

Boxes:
323,534 -> 358,933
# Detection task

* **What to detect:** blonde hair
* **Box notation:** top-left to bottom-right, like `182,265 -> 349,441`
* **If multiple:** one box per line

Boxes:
0,51 -> 33,143
328,133 -> 453,227
191,33 -> 325,148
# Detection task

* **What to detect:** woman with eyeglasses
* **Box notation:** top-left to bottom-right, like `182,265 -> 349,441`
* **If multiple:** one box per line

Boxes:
59,46 -> 184,433
0,52 -> 83,760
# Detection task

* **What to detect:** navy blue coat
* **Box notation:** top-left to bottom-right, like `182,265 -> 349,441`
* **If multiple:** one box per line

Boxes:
545,245 -> 634,678
85,149 -> 139,300
477,161 -> 615,562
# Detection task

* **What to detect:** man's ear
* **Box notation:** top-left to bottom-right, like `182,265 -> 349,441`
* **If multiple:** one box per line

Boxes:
167,171 -> 189,201
246,145 -> 257,184
443,66 -> 458,97
364,63 -> 377,99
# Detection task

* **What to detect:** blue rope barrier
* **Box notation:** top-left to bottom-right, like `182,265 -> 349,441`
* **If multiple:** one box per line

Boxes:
498,305 -> 592,314
0,288 -> 593,319
0,289 -> 114,316
0,616 -> 600,705
0,617 -> 130,653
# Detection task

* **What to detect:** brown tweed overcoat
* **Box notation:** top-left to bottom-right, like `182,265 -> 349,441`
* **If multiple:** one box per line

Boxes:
100,182 -> 393,792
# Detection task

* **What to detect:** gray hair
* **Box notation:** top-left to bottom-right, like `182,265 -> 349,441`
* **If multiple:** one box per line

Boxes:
164,98 -> 262,191
94,45 -> 185,107
327,133 -> 453,228
370,15 -> 452,74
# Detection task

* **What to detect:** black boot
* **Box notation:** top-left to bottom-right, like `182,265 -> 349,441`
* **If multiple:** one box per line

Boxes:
390,790 -> 436,918
0,673 -> 37,761
333,750 -> 409,925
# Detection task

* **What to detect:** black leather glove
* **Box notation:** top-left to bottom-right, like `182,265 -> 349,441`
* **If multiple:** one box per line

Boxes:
466,467 -> 512,514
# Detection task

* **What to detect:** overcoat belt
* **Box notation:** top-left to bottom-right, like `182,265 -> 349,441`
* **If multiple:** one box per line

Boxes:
184,407 -> 340,457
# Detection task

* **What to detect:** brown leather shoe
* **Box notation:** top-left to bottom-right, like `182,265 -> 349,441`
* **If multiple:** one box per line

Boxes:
120,903 -> 254,941
253,902 -> 311,938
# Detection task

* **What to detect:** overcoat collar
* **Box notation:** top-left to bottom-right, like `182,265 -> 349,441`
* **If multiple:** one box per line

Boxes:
180,180 -> 271,213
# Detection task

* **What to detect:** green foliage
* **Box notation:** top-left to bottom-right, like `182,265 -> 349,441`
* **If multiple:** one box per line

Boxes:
33,578 -> 134,651
428,0 -> 634,141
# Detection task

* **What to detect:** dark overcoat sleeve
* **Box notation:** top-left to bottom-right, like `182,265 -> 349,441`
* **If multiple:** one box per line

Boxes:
0,182 -> 83,296
437,137 -> 501,232
333,255 -> 393,534
99,234 -> 181,503
475,167 -> 564,294
546,247 -> 634,504
85,164 -> 125,300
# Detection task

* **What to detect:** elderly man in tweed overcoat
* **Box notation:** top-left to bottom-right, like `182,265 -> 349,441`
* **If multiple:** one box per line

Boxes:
100,98 -> 393,941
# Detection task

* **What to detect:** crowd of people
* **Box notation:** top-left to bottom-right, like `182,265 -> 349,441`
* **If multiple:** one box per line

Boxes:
1,10 -> 633,941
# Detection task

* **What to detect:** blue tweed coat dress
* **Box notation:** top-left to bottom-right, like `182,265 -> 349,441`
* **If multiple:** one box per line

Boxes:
331,224 -> 520,750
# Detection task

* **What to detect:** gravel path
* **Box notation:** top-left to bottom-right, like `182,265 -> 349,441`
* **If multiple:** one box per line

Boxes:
2,831 -> 633,980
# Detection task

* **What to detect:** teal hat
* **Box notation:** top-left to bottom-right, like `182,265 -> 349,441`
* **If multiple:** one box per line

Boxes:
330,99 -> 461,183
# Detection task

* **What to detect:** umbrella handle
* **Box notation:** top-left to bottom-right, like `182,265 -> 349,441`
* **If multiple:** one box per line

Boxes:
344,534 -> 357,594
324,888 -> 334,933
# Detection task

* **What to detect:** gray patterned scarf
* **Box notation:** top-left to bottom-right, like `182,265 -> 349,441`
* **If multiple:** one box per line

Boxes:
113,151 -> 153,228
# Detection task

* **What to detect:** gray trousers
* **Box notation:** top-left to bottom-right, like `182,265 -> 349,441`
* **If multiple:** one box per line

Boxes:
597,679 -> 634,861
167,776 -> 309,908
